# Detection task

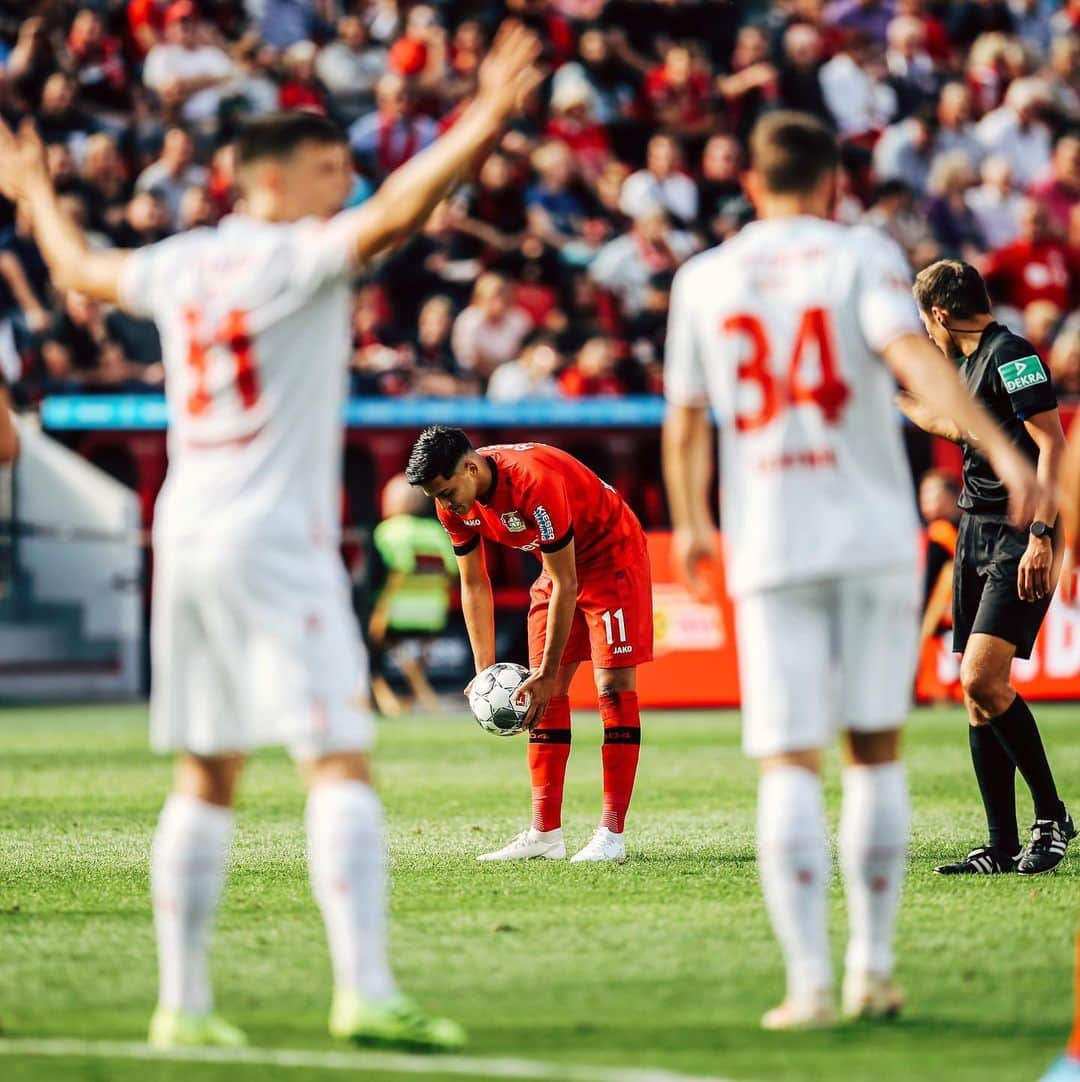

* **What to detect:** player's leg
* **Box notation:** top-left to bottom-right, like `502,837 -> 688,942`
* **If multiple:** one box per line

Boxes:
147,546 -> 247,1049
299,750 -> 464,1050
477,659 -> 581,861
477,572 -> 590,861
739,581 -> 835,1030
1040,933 -> 1080,1080
837,566 -> 918,1020
570,549 -> 653,863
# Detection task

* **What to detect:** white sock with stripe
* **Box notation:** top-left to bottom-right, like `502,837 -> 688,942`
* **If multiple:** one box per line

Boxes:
757,765 -> 833,1003
306,781 -> 396,1002
151,793 -> 234,1014
839,761 -> 909,978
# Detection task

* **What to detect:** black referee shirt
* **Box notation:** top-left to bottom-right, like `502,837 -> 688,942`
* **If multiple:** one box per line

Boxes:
957,322 -> 1058,514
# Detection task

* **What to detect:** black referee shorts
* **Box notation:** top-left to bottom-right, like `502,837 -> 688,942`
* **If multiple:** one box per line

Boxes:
952,512 -> 1052,660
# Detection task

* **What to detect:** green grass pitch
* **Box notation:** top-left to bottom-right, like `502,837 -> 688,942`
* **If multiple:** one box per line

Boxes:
1,703 -> 1078,1082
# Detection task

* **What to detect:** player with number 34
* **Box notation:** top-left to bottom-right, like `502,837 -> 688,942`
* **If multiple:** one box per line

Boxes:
405,426 -> 653,864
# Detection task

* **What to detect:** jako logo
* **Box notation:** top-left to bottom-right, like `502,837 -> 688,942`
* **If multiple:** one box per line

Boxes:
612,645 -> 633,655
464,518 -> 481,526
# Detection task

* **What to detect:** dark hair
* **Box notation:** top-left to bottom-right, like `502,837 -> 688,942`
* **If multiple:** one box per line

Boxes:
920,468 -> 960,497
913,259 -> 991,319
872,178 -> 913,202
750,111 -> 839,195
235,112 -> 346,170
405,425 -> 473,486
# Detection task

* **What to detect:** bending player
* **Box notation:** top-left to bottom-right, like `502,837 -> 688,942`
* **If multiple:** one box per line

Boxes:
406,426 -> 651,864
662,112 -> 1040,1030
0,23 -> 541,1051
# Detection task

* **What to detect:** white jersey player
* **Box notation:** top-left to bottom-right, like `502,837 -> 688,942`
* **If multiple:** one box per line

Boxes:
662,112 -> 1039,1030
0,23 -> 542,1052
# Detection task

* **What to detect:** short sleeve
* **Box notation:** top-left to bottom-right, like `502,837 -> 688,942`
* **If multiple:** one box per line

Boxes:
287,217 -> 357,293
993,340 -> 1058,420
525,473 -> 574,554
117,233 -> 192,320
436,503 -> 480,556
663,263 -> 708,407
854,229 -> 923,354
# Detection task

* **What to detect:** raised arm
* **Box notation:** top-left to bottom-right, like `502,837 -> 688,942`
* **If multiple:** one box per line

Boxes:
342,22 -> 542,267
883,333 -> 1041,526
0,118 -> 130,305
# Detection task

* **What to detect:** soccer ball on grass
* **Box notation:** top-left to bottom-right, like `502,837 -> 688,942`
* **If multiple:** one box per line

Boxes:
469,662 -> 531,736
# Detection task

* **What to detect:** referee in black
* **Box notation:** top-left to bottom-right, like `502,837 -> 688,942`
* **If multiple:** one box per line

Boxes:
898,259 -> 1073,876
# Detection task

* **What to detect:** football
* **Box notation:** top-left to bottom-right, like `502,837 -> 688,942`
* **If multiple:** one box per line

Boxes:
469,662 -> 531,736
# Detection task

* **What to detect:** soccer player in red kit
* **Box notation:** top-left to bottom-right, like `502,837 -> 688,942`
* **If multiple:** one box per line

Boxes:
406,425 -> 652,863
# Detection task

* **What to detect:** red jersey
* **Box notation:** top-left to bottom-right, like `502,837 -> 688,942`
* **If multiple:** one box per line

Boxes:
437,443 -> 645,568
983,240 -> 1080,311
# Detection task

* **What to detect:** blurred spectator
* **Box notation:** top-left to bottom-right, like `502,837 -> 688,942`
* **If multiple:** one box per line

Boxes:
81,133 -> 131,236
717,25 -> 778,145
350,285 -> 405,394
861,178 -> 935,262
643,43 -> 713,140
825,0 -> 897,47
410,295 -> 474,397
552,29 -> 637,130
177,186 -> 214,230
983,198 -> 1080,313
873,105 -> 940,193
559,336 -> 625,397
143,2 -> 234,128
525,141 -> 587,250
776,23 -> 832,126
697,134 -> 745,240
1050,320 -> 1080,398
36,73 -> 99,154
1044,36 -> 1079,120
39,290 -> 134,390
1008,0 -> 1053,59
254,0 -> 320,51
135,126 -> 208,228
451,272 -> 533,382
934,81 -> 982,168
388,4 -> 450,100
0,206 -> 51,342
820,32 -> 898,139
127,0 -> 170,60
7,17 -> 60,110
896,0 -> 952,65
544,77 -> 612,181
620,134 -> 698,231
974,76 -> 1053,187
589,205 -> 697,320
1029,129 -> 1080,240
925,150 -> 984,260
884,14 -> 938,115
918,469 -> 960,670
349,73 -> 437,181
965,154 -> 1024,249
278,40 -> 326,114
316,15 -> 388,124
223,33 -> 280,123
67,8 -> 129,114
457,152 -> 528,260
1023,299 -> 1064,362
111,190 -> 171,248
948,0 -> 1015,49
486,333 -> 563,401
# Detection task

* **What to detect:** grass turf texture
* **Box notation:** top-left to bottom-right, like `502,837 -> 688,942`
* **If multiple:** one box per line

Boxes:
1,704 -> 1078,1082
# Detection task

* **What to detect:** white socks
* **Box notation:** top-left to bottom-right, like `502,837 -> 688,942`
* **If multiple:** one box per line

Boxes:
757,766 -> 832,1002
306,781 -> 396,1002
151,793 -> 234,1014
839,762 -> 909,978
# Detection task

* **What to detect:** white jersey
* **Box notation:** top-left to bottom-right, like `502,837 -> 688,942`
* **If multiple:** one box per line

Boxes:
118,214 -> 356,549
665,215 -> 923,598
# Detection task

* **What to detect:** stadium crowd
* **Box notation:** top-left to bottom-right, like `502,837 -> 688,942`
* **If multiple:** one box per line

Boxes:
0,0 -> 1078,404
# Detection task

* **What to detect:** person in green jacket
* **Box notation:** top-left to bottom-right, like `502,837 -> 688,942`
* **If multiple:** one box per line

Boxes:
370,473 -> 458,715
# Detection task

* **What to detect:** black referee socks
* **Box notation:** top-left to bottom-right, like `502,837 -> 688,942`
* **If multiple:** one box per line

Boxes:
989,694 -> 1066,825
969,723 -> 1019,856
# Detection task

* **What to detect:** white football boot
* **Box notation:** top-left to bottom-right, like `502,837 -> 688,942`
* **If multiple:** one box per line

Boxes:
842,971 -> 904,1020
761,988 -> 836,1031
476,827 -> 566,862
569,827 -> 626,863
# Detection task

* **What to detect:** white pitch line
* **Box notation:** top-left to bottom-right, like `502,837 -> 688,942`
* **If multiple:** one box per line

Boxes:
0,1039 -> 740,1082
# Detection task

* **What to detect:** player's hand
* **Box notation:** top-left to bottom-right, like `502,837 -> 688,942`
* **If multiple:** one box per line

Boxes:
514,669 -> 555,731
1018,534 -> 1053,603
0,116 -> 49,204
672,526 -> 717,600
475,21 -> 544,121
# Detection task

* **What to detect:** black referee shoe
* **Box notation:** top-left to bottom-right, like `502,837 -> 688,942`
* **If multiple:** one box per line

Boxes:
934,845 -> 1018,875
1016,814 -> 1076,876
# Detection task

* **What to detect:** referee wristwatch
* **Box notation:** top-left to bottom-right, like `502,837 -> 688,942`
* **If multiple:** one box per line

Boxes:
1030,521 -> 1052,539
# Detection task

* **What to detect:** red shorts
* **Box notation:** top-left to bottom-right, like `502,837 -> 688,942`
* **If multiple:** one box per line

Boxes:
528,545 -> 654,670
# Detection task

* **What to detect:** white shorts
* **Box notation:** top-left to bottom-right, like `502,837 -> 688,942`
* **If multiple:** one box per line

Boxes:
735,565 -> 920,759
150,537 -> 373,760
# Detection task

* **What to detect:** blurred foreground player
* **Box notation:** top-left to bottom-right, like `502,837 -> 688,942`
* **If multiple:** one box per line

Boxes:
407,426 -> 652,863
0,23 -> 542,1051
0,373 -> 17,463
662,112 -> 1040,1030
901,259 -> 1072,876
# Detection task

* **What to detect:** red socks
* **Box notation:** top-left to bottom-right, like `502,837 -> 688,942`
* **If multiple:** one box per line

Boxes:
528,695 -> 572,832
600,691 -> 641,834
